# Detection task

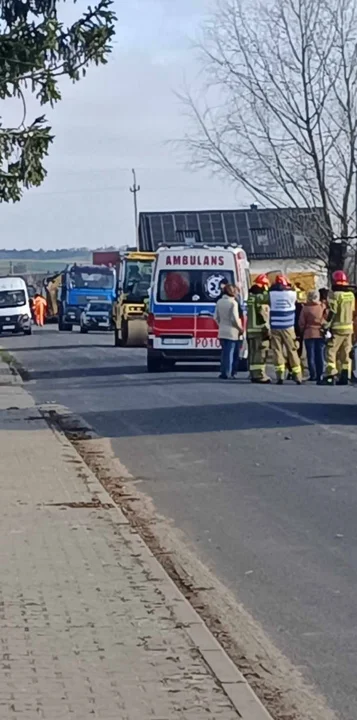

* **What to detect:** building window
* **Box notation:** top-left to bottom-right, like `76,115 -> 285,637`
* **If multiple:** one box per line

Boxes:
293,234 -> 307,248
255,232 -> 269,246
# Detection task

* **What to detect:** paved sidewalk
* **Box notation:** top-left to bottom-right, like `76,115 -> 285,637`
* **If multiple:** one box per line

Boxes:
0,380 -> 271,720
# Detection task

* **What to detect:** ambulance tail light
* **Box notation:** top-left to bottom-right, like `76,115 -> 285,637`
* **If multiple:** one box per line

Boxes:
147,312 -> 154,329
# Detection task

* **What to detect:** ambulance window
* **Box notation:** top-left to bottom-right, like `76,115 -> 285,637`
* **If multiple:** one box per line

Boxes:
157,270 -> 235,303
158,271 -> 191,302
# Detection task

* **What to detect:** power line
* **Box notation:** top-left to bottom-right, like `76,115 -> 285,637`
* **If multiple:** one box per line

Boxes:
25,183 -> 217,197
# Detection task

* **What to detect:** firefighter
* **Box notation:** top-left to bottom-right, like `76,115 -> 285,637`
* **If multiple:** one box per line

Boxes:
247,274 -> 271,383
269,275 -> 302,385
323,270 -> 355,385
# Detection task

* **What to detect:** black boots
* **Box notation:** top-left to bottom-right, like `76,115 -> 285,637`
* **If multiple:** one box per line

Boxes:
336,369 -> 349,386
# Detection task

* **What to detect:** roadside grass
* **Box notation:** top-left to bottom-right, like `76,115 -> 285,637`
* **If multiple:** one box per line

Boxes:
0,348 -> 29,381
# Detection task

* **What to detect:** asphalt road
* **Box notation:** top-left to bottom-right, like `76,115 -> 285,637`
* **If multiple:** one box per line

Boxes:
3,326 -> 357,719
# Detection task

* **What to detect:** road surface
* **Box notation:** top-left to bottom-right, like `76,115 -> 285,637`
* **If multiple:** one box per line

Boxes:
3,326 -> 357,720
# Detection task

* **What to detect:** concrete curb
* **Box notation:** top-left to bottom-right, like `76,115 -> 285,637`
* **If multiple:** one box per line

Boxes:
40,403 -> 274,720
0,362 -> 21,385
0,351 -> 23,386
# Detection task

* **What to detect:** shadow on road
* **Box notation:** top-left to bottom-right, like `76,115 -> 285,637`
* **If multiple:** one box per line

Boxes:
29,365 -> 147,380
1,343 -> 113,353
75,400 -> 357,438
26,364 -> 222,380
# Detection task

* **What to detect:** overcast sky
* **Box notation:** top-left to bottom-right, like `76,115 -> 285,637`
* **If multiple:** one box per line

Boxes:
1,0 -> 246,250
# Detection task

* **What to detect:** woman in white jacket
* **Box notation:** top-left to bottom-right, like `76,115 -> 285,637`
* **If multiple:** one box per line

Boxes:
214,284 -> 243,379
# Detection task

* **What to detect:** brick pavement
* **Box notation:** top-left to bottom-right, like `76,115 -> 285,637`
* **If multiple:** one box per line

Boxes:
0,382 -> 270,720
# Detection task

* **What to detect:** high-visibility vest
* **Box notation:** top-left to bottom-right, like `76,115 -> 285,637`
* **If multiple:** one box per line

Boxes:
269,289 -> 296,330
247,290 -> 269,337
296,288 -> 307,303
329,290 -> 355,334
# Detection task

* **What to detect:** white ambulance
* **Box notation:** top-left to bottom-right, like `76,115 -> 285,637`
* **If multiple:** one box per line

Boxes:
147,245 -> 249,372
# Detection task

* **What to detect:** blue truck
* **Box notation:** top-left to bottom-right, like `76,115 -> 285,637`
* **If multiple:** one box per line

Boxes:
58,263 -> 116,331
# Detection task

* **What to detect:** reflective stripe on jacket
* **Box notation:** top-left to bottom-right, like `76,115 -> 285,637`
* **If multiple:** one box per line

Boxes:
329,290 -> 355,334
269,289 -> 296,330
247,290 -> 269,337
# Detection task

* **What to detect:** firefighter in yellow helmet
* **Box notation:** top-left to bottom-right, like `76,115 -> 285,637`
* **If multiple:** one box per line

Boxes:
323,270 -> 355,385
247,274 -> 271,383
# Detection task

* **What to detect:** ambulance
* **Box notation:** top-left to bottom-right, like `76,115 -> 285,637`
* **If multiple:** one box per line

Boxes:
147,245 -> 250,372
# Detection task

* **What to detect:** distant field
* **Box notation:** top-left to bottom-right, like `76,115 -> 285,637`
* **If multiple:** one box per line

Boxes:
0,257 -> 91,275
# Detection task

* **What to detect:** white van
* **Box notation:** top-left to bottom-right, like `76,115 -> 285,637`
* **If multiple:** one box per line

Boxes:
0,277 -> 32,335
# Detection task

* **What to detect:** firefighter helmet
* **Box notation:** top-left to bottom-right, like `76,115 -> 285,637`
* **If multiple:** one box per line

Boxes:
332,270 -> 348,286
255,273 -> 270,289
275,274 -> 290,287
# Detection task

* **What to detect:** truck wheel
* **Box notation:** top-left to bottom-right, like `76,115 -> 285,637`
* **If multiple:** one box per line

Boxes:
114,328 -> 122,347
163,360 -> 176,371
59,317 -> 72,332
23,327 -> 32,336
147,353 -> 162,373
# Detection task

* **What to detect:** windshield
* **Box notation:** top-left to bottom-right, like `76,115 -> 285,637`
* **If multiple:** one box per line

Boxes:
69,266 -> 114,290
123,260 -> 153,295
0,289 -> 26,308
157,270 -> 235,303
87,303 -> 111,313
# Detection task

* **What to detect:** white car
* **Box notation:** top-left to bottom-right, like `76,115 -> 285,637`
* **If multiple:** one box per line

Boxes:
80,301 -> 113,333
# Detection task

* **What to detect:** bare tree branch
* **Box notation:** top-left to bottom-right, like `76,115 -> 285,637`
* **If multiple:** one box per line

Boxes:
182,0 -> 357,268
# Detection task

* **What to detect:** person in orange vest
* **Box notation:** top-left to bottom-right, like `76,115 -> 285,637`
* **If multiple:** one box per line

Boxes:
33,294 -> 47,327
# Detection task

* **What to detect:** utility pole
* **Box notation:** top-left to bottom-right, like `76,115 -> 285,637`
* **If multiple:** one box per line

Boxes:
130,168 -> 140,249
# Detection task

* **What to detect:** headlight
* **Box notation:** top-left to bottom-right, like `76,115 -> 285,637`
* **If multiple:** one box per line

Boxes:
21,314 -> 29,322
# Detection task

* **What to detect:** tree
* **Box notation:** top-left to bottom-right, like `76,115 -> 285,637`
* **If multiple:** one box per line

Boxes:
183,0 -> 357,270
0,0 -> 116,202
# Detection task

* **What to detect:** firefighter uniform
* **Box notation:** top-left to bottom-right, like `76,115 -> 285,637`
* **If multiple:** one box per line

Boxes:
269,275 -> 302,384
247,277 -> 270,383
324,271 -> 355,384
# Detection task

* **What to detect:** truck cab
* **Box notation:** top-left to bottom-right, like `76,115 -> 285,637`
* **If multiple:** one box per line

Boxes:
58,263 -> 116,331
147,245 -> 249,372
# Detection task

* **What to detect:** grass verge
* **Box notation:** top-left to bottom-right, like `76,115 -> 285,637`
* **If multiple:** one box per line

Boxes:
0,348 -> 29,381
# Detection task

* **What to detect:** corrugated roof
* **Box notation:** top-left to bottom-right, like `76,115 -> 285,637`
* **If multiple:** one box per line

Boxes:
138,207 -> 327,260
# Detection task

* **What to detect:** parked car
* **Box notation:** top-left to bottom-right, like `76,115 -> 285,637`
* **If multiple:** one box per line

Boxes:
0,276 -> 32,335
80,301 -> 113,333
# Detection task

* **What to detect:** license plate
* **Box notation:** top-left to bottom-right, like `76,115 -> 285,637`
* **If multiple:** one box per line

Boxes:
195,337 -> 221,349
99,322 -> 108,327
162,338 -> 189,345
3,324 -> 15,330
